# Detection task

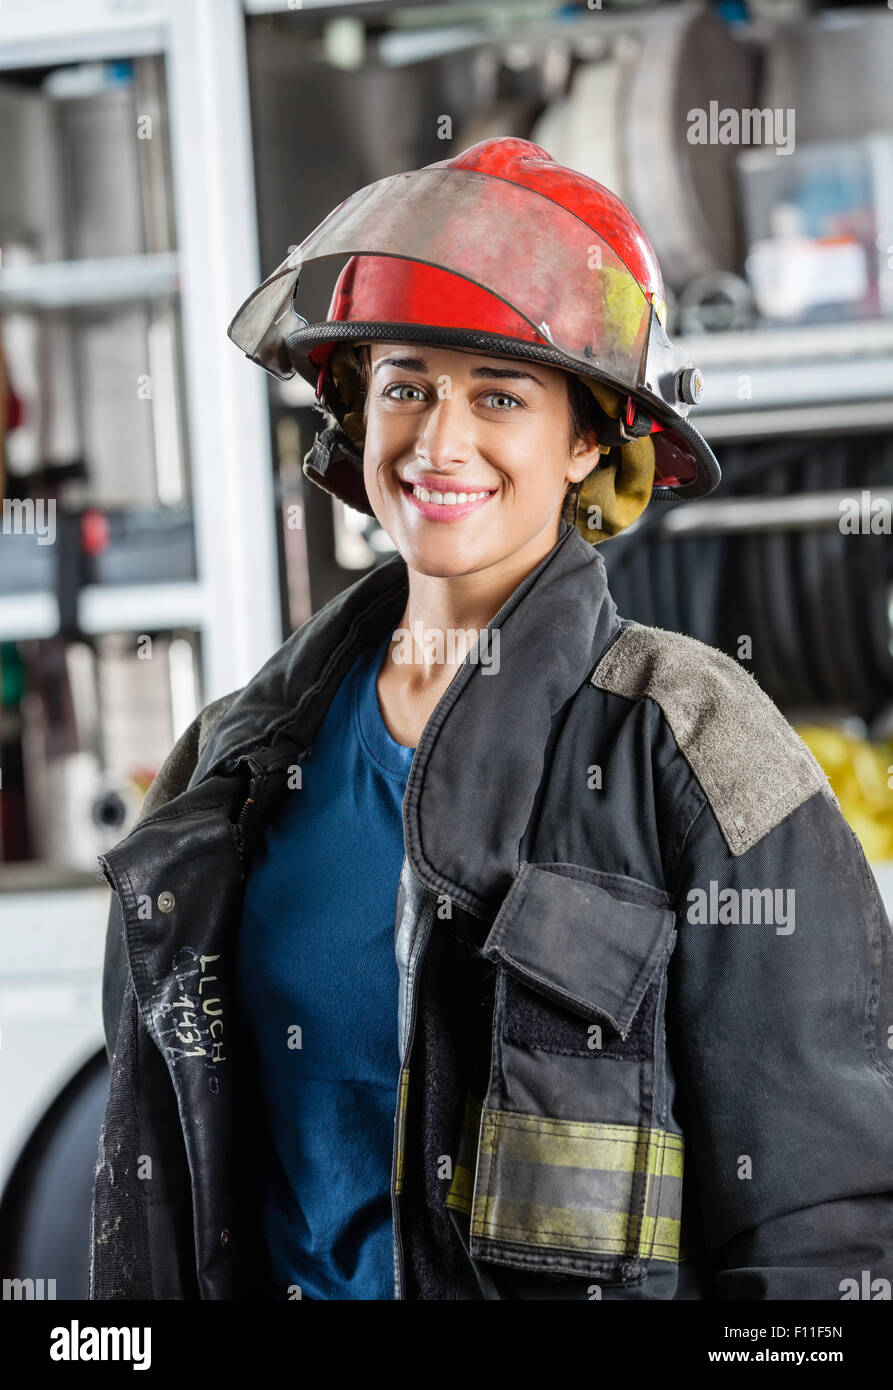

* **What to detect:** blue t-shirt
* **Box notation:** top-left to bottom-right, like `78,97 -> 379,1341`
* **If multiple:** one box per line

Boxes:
235,630 -> 415,1300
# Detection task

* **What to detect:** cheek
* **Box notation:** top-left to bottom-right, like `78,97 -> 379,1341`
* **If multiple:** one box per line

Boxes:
362,450 -> 385,507
361,426 -> 406,509
360,417 -> 391,488
500,412 -> 569,495
363,404 -> 411,460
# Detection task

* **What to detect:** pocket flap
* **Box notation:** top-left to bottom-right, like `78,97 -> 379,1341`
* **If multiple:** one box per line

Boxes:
481,862 -> 675,1040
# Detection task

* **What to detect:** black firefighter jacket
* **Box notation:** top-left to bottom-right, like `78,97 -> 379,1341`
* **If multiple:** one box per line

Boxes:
89,517 -> 893,1301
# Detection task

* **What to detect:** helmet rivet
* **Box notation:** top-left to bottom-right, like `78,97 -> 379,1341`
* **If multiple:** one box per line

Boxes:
677,366 -> 704,405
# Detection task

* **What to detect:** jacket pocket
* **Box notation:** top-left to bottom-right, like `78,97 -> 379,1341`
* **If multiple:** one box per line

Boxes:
468,861 -> 683,1284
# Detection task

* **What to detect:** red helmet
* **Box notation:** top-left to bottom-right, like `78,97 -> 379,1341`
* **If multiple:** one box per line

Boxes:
229,137 -> 719,512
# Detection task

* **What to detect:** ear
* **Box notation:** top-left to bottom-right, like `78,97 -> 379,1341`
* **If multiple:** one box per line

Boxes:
566,429 -> 603,486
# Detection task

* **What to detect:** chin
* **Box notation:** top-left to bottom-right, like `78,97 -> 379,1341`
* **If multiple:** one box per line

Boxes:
392,528 -> 498,577
413,542 -> 528,583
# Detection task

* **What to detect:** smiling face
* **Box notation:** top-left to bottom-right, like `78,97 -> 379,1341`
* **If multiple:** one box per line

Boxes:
360,342 -> 602,579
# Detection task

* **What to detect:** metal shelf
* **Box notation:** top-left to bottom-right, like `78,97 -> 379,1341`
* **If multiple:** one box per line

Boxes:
679,319 -> 893,439
690,400 -> 893,441
0,252 -> 181,311
0,0 -> 165,70
679,318 -> 893,365
657,490 -> 893,537
0,582 -> 206,642
0,0 -> 282,698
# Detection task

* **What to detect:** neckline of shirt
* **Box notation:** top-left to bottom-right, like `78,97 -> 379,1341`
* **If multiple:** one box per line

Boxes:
353,631 -> 416,781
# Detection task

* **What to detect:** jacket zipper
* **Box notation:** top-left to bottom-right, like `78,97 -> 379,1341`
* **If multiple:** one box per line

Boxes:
233,756 -> 263,873
232,746 -> 313,873
390,882 -> 435,1300
233,790 -> 260,873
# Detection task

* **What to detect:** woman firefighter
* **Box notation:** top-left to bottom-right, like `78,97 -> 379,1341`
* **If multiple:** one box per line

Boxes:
90,138 -> 893,1301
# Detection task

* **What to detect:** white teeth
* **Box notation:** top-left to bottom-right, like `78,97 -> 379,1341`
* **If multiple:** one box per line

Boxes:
410,485 -> 492,505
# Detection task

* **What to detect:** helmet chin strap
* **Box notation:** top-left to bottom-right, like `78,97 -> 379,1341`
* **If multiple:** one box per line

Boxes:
327,342 -> 368,448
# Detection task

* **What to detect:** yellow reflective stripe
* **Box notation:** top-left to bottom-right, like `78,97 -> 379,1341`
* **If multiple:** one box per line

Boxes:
472,1198 -> 681,1260
445,1092 -> 483,1215
477,1112 -> 683,1179
446,1164 -> 475,1213
636,1125 -> 684,1261
470,1108 -> 684,1264
394,1067 -> 410,1195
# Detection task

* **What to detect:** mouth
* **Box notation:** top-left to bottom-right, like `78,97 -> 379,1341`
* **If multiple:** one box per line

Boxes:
400,479 -> 497,522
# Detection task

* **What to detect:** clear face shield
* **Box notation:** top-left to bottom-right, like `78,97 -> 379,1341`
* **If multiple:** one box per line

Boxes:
227,167 -> 696,424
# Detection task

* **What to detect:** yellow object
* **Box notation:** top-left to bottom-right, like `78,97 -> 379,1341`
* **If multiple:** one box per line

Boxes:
466,1106 -> 684,1264
794,723 -> 893,863
572,378 -> 656,544
649,291 -> 668,331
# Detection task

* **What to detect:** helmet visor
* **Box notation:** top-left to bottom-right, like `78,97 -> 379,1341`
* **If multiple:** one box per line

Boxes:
228,167 -> 689,410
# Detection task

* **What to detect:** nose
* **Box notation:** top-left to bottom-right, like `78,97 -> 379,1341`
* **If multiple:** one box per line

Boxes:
415,390 -> 475,472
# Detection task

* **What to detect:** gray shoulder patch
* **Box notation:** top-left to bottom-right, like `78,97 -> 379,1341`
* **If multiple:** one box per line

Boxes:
136,689 -> 242,825
590,622 -> 835,856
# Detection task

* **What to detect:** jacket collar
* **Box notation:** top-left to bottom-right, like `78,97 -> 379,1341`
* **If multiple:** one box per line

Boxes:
403,520 -> 620,916
161,520 -> 619,918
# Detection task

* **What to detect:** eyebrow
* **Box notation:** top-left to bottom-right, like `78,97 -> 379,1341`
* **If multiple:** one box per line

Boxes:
371,354 -> 545,387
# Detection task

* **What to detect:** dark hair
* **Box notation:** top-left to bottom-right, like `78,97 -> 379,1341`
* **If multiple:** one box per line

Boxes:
350,342 -> 601,524
564,374 -> 604,525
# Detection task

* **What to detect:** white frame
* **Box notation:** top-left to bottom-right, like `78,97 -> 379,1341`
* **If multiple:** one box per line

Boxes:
0,0 -> 283,698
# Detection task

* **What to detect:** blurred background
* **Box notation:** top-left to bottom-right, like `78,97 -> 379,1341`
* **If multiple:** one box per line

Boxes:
1,0 -> 892,1297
